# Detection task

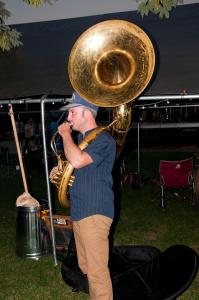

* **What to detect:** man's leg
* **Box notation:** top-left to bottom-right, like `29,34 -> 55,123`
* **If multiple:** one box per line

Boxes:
73,221 -> 87,275
74,215 -> 113,300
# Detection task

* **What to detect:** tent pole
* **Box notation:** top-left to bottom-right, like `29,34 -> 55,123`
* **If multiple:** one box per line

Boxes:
41,97 -> 58,267
137,121 -> 140,173
1,94 -> 199,105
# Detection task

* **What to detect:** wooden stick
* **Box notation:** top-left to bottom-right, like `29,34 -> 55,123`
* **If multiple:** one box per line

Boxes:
8,104 -> 29,193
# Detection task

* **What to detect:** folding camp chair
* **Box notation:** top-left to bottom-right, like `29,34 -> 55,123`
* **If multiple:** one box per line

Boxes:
153,157 -> 196,208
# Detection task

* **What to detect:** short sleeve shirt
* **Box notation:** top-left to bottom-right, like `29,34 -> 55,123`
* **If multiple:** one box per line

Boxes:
69,128 -> 116,221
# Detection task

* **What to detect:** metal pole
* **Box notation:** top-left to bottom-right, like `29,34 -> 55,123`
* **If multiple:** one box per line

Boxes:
40,97 -> 58,267
0,98 -> 67,105
137,121 -> 140,173
132,122 -> 199,129
1,93 -> 199,105
138,94 -> 199,101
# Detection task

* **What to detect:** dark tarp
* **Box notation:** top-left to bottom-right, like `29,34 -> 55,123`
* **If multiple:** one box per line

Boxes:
0,3 -> 199,100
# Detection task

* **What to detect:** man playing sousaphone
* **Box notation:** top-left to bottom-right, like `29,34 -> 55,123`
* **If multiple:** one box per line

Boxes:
50,91 -> 116,300
50,17 -> 155,299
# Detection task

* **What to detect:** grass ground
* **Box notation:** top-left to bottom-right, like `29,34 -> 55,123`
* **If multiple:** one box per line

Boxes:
0,151 -> 199,299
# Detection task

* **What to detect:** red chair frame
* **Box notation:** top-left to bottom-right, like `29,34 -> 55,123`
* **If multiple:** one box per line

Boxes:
153,157 -> 196,208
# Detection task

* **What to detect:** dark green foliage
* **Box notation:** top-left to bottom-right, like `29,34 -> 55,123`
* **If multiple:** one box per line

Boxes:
0,0 -> 55,51
138,0 -> 183,19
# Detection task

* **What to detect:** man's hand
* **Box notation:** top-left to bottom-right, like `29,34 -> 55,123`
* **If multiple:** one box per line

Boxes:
58,122 -> 72,138
49,166 -> 58,180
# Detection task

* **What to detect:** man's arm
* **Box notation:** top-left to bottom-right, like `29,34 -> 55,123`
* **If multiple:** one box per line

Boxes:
58,123 -> 93,169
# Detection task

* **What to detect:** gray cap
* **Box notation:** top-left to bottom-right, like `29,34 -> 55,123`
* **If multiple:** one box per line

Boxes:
60,92 -> 99,114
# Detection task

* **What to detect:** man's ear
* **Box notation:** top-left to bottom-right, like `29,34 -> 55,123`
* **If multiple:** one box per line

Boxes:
84,108 -> 92,117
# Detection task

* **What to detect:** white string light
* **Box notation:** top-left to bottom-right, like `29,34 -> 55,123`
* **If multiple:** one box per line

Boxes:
135,97 -> 197,110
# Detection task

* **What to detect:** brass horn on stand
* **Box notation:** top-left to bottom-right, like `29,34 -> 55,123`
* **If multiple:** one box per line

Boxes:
51,20 -> 155,208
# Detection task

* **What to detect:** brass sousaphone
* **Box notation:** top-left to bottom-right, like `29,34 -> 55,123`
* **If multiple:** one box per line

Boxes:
51,20 -> 155,208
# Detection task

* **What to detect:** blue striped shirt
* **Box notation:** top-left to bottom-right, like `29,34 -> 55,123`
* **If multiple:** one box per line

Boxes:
69,128 -> 116,221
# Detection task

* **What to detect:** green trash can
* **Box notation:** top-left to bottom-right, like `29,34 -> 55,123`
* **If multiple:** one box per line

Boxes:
16,205 -> 47,260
